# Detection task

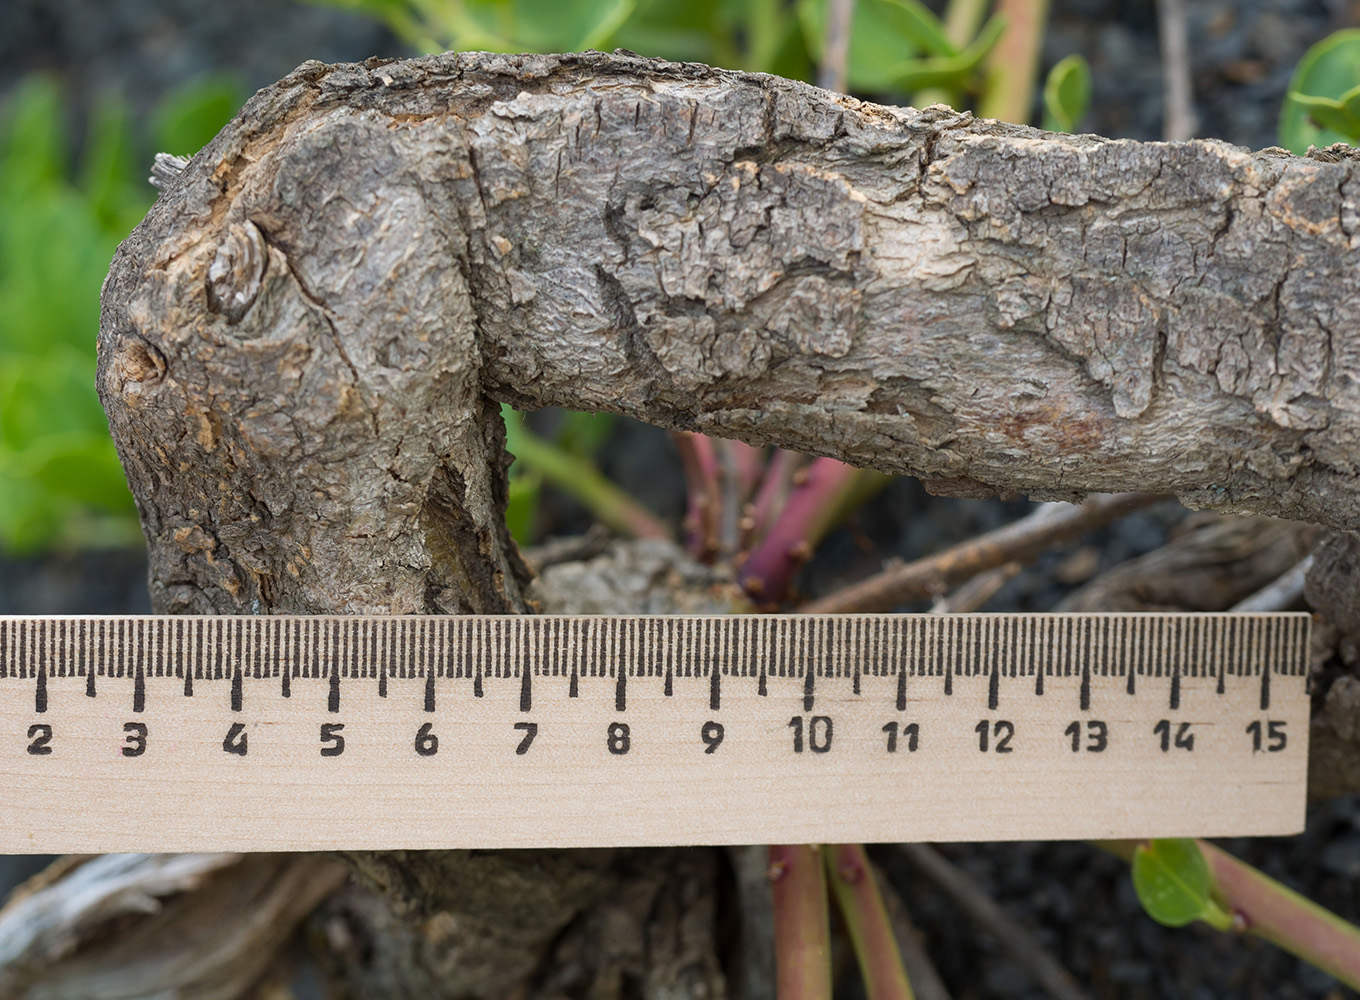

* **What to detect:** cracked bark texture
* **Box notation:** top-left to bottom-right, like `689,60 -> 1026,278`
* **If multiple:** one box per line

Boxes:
95,48 -> 1360,997
100,49 -> 1360,617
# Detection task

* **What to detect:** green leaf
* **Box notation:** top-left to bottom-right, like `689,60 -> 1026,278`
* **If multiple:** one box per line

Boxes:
1294,94 -> 1360,140
151,76 -> 245,157
799,0 -> 963,93
1041,54 -> 1091,133
1132,839 -> 1234,931
1339,82 -> 1360,119
28,434 -> 135,511
877,0 -> 956,58
886,13 -> 1004,93
1280,29 -> 1360,153
0,72 -> 149,554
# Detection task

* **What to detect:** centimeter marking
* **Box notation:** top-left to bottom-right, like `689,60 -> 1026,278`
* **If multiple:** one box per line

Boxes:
0,613 -> 1310,852
0,613 -> 1309,709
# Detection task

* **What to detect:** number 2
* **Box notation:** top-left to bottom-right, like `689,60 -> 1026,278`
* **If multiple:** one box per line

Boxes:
26,724 -> 52,756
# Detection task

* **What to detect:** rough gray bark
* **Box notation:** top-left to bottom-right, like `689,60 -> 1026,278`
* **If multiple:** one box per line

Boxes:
99,49 -> 1360,618
93,48 -> 1360,998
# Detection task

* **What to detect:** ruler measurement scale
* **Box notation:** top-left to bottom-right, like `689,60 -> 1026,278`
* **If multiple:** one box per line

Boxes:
0,613 -> 1309,852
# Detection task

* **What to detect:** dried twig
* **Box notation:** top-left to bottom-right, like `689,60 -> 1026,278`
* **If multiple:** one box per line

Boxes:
0,853 -> 346,999
932,562 -> 1022,614
898,844 -> 1090,1000
803,494 -> 1161,614
1230,554 -> 1314,612
1156,0 -> 1197,141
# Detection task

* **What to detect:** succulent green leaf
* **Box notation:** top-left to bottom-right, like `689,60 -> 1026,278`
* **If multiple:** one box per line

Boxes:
1041,54 -> 1091,133
1280,29 -> 1360,152
888,14 -> 1004,93
798,0 -> 970,93
1132,839 -> 1234,931
877,0 -> 956,58
1294,94 -> 1360,140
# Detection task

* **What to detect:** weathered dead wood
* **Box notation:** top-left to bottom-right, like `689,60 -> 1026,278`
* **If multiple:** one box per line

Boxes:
0,853 -> 344,999
1056,514 -> 1320,612
100,50 -> 1360,618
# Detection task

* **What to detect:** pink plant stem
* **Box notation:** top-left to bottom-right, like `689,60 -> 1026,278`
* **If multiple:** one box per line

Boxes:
739,457 -> 884,604
723,438 -> 768,503
769,844 -> 833,1000
743,448 -> 800,548
673,431 -> 722,561
1099,839 -> 1360,989
826,844 -> 915,1000
1199,840 -> 1360,988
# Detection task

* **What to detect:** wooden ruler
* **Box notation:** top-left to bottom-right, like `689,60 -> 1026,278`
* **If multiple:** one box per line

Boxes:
0,613 -> 1309,852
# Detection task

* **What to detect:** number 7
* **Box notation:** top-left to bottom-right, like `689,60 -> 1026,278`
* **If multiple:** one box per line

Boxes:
514,721 -> 538,755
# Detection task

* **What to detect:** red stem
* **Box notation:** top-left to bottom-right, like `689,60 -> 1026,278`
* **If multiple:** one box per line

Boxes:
743,448 -> 799,549
1200,841 -> 1360,988
723,438 -> 768,503
673,431 -> 722,562
739,457 -> 882,605
769,844 -> 833,1000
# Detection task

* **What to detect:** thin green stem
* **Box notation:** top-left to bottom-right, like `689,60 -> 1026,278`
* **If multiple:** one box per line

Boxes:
942,0 -> 990,48
1099,840 -> 1360,988
746,0 -> 783,73
503,409 -> 670,541
977,0 -> 1050,124
770,844 -> 833,1000
912,0 -> 991,107
825,845 -> 915,1000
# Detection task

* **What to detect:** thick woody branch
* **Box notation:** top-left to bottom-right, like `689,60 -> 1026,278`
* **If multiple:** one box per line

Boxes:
99,50 -> 1360,619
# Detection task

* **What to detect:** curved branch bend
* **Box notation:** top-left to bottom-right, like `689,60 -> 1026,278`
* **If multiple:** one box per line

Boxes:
98,51 -> 1360,614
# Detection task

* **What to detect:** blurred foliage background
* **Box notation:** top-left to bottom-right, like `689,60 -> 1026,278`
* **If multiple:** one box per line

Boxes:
0,0 -> 1099,556
0,73 -> 244,552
